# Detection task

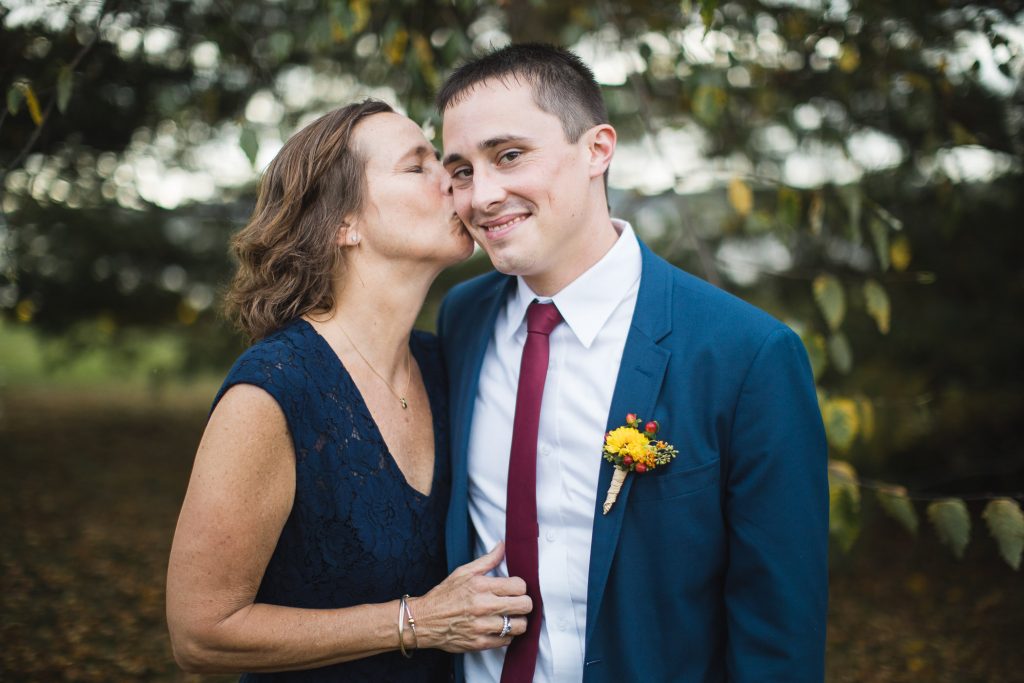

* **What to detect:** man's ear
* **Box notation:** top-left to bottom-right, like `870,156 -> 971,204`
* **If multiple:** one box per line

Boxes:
586,124 -> 617,179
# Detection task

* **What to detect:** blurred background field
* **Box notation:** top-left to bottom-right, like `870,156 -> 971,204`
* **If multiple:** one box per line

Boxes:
2,380 -> 1022,681
3,0 -> 1024,679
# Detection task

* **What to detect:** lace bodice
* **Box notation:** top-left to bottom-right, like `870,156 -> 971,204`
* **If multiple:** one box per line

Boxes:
212,319 -> 451,682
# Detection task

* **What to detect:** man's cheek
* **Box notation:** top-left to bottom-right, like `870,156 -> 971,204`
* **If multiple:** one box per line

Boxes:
453,194 -> 473,223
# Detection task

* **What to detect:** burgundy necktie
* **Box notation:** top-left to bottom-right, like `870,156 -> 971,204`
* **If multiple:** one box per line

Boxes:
502,300 -> 563,683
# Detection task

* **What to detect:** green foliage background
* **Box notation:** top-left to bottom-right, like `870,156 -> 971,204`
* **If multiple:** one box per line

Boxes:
2,1 -> 1023,666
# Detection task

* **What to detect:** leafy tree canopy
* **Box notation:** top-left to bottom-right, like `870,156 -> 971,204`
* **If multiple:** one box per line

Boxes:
2,0 -> 1023,564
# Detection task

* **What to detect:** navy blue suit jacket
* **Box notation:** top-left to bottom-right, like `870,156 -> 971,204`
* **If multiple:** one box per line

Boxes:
437,240 -> 828,682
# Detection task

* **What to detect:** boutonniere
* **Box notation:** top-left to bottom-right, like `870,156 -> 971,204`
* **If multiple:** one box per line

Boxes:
601,413 -> 679,514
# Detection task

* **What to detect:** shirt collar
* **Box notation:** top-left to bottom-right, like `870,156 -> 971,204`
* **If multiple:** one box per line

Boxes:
503,219 -> 642,348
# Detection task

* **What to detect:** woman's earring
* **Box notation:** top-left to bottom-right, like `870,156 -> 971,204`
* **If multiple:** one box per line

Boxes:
349,232 -> 360,244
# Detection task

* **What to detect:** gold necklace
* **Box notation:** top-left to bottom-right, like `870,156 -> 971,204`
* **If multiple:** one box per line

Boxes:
334,318 -> 412,409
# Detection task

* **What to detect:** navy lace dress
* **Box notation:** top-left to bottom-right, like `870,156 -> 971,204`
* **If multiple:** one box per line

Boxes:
211,319 -> 452,682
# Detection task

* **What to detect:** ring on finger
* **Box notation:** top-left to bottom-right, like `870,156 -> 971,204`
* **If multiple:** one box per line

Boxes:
498,614 -> 512,638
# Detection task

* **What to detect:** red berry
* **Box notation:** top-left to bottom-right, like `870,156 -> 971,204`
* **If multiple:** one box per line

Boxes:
623,456 -> 633,466
645,420 -> 659,435
635,463 -> 647,473
626,413 -> 637,425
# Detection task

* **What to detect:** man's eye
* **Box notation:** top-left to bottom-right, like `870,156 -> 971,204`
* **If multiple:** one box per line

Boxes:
499,150 -> 521,163
407,166 -> 424,173
452,167 -> 472,180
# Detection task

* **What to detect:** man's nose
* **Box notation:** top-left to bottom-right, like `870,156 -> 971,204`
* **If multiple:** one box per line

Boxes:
471,167 -> 506,212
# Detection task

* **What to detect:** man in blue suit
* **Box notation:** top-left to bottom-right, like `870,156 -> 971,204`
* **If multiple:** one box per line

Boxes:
436,43 -> 828,682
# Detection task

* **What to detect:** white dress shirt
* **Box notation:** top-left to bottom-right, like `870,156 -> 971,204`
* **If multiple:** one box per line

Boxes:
464,220 -> 642,682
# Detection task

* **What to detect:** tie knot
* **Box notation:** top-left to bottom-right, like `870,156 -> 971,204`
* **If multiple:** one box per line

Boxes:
526,301 -> 562,336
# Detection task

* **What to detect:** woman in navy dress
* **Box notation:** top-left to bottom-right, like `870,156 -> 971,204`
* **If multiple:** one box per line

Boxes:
166,100 -> 530,681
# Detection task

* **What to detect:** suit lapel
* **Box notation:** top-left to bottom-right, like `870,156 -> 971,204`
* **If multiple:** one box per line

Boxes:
451,279 -> 510,464
447,275 -> 515,569
586,242 -> 674,644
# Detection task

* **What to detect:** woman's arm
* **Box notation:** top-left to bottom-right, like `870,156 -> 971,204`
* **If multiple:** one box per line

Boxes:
166,384 -> 530,674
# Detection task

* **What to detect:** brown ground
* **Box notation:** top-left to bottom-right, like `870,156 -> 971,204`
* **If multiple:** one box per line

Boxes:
1,387 -> 1020,682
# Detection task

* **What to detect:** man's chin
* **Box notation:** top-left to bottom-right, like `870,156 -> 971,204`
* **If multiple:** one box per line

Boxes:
486,253 -> 530,277
469,234 -> 525,274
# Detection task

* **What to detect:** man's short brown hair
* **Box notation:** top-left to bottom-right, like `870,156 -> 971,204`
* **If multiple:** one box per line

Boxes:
436,43 -> 609,143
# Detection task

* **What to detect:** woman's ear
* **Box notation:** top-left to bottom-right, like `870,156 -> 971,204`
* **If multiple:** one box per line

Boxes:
337,220 -> 361,247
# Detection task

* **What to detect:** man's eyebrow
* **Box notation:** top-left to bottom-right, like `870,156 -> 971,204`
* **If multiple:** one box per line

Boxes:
442,135 -> 530,167
442,151 -> 464,167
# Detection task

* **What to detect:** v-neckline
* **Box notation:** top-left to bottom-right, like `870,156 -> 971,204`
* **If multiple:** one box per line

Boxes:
297,318 -> 441,500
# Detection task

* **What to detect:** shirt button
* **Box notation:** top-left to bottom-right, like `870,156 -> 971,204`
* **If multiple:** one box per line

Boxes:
558,618 -> 568,631
539,446 -> 550,457
545,530 -> 556,542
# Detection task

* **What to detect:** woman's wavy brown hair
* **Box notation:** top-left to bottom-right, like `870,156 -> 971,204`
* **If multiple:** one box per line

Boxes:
224,99 -> 394,341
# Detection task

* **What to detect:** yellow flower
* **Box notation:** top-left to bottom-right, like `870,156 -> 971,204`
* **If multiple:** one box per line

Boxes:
631,446 -> 657,468
601,414 -> 681,514
605,427 -> 649,459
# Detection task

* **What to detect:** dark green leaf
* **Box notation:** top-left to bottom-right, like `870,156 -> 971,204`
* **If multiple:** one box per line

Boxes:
7,85 -> 22,116
813,274 -> 845,331
699,0 -> 717,35
827,332 -> 853,375
876,485 -> 918,535
928,499 -> 971,559
983,499 -> 1024,570
869,217 -> 889,271
828,460 -> 860,552
863,279 -> 890,334
839,186 -> 863,244
57,66 -> 73,114
776,187 -> 801,230
823,397 -> 859,451
239,126 -> 259,167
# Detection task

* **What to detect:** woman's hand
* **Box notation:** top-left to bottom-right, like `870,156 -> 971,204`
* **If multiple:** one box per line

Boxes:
410,542 -> 532,653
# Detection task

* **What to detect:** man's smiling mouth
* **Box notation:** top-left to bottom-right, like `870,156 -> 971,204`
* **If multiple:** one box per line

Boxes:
478,213 -> 530,236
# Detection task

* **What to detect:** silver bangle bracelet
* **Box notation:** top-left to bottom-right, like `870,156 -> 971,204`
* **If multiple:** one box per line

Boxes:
402,594 -> 418,652
397,596 -> 412,658
398,594 -> 417,658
